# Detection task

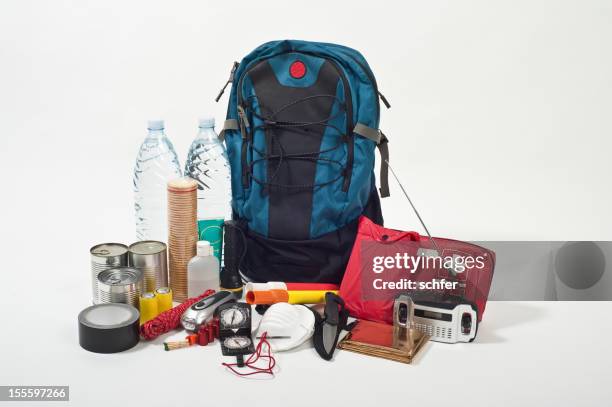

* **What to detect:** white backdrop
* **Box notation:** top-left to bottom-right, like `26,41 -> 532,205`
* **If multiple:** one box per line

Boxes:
1,0 -> 611,405
2,0 -> 611,244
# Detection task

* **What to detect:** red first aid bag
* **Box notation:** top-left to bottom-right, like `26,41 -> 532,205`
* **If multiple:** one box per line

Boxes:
339,216 -> 496,324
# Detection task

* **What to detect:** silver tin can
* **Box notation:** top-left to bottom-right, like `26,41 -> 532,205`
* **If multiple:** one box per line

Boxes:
128,241 -> 168,292
90,243 -> 128,304
97,267 -> 143,309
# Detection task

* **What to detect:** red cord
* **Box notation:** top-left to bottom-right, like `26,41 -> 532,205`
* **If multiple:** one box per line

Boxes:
140,290 -> 216,340
222,332 -> 276,377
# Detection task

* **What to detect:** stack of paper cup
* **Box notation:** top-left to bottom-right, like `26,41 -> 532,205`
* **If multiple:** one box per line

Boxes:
167,177 -> 198,302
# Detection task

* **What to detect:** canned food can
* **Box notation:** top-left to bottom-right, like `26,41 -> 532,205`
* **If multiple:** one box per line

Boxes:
90,243 -> 129,304
128,241 -> 168,292
97,267 -> 143,309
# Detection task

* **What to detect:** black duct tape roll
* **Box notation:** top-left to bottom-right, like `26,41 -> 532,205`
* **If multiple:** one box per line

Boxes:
78,303 -> 140,353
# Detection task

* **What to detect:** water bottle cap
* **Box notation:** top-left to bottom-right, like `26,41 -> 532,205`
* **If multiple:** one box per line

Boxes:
198,117 -> 215,128
197,240 -> 212,256
147,120 -> 165,131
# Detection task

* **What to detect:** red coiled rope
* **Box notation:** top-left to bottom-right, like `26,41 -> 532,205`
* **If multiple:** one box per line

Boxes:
140,290 -> 216,341
222,332 -> 276,377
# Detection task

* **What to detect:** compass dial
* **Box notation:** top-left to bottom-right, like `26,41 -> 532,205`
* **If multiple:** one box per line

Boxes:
223,336 -> 252,350
220,307 -> 247,328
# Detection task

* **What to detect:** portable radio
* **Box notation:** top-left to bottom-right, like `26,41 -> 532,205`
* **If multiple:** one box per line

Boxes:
412,301 -> 478,343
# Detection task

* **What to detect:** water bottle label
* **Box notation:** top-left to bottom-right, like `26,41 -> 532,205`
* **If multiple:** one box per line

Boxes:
198,218 -> 224,261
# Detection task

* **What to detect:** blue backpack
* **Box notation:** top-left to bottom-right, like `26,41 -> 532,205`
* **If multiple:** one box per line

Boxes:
217,40 -> 391,284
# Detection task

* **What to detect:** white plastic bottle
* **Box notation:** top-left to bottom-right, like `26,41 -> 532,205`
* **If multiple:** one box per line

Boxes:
133,120 -> 182,242
184,117 -> 231,260
188,241 -> 221,297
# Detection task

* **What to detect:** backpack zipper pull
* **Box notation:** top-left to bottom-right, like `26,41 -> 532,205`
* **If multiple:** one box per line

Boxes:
378,91 -> 391,109
237,105 -> 250,137
237,105 -> 250,188
215,61 -> 239,102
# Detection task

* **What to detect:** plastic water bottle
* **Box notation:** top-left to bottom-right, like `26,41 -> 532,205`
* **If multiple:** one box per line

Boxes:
188,241 -> 220,296
133,120 -> 182,242
184,117 -> 231,260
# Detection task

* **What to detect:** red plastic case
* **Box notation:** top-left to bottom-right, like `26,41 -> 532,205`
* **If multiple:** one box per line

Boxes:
339,216 -> 496,324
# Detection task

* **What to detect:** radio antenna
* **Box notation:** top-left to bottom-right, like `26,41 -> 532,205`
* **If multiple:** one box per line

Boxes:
384,159 -> 442,256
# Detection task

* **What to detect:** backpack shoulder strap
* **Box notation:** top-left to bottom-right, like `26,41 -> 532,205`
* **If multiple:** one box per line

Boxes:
353,123 -> 390,198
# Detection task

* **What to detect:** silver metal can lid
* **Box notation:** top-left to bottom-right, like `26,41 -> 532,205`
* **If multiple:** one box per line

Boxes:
156,287 -> 171,295
141,292 -> 156,299
98,267 -> 143,286
128,241 -> 167,255
90,243 -> 128,257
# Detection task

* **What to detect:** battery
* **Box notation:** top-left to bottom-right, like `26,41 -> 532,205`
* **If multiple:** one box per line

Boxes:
90,243 -> 129,304
155,287 -> 173,313
139,292 -> 159,325
128,241 -> 168,292
97,267 -> 143,309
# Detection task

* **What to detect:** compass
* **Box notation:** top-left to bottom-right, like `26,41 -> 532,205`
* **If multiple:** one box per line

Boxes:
223,336 -> 252,350
219,306 -> 248,329
216,302 -> 254,366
